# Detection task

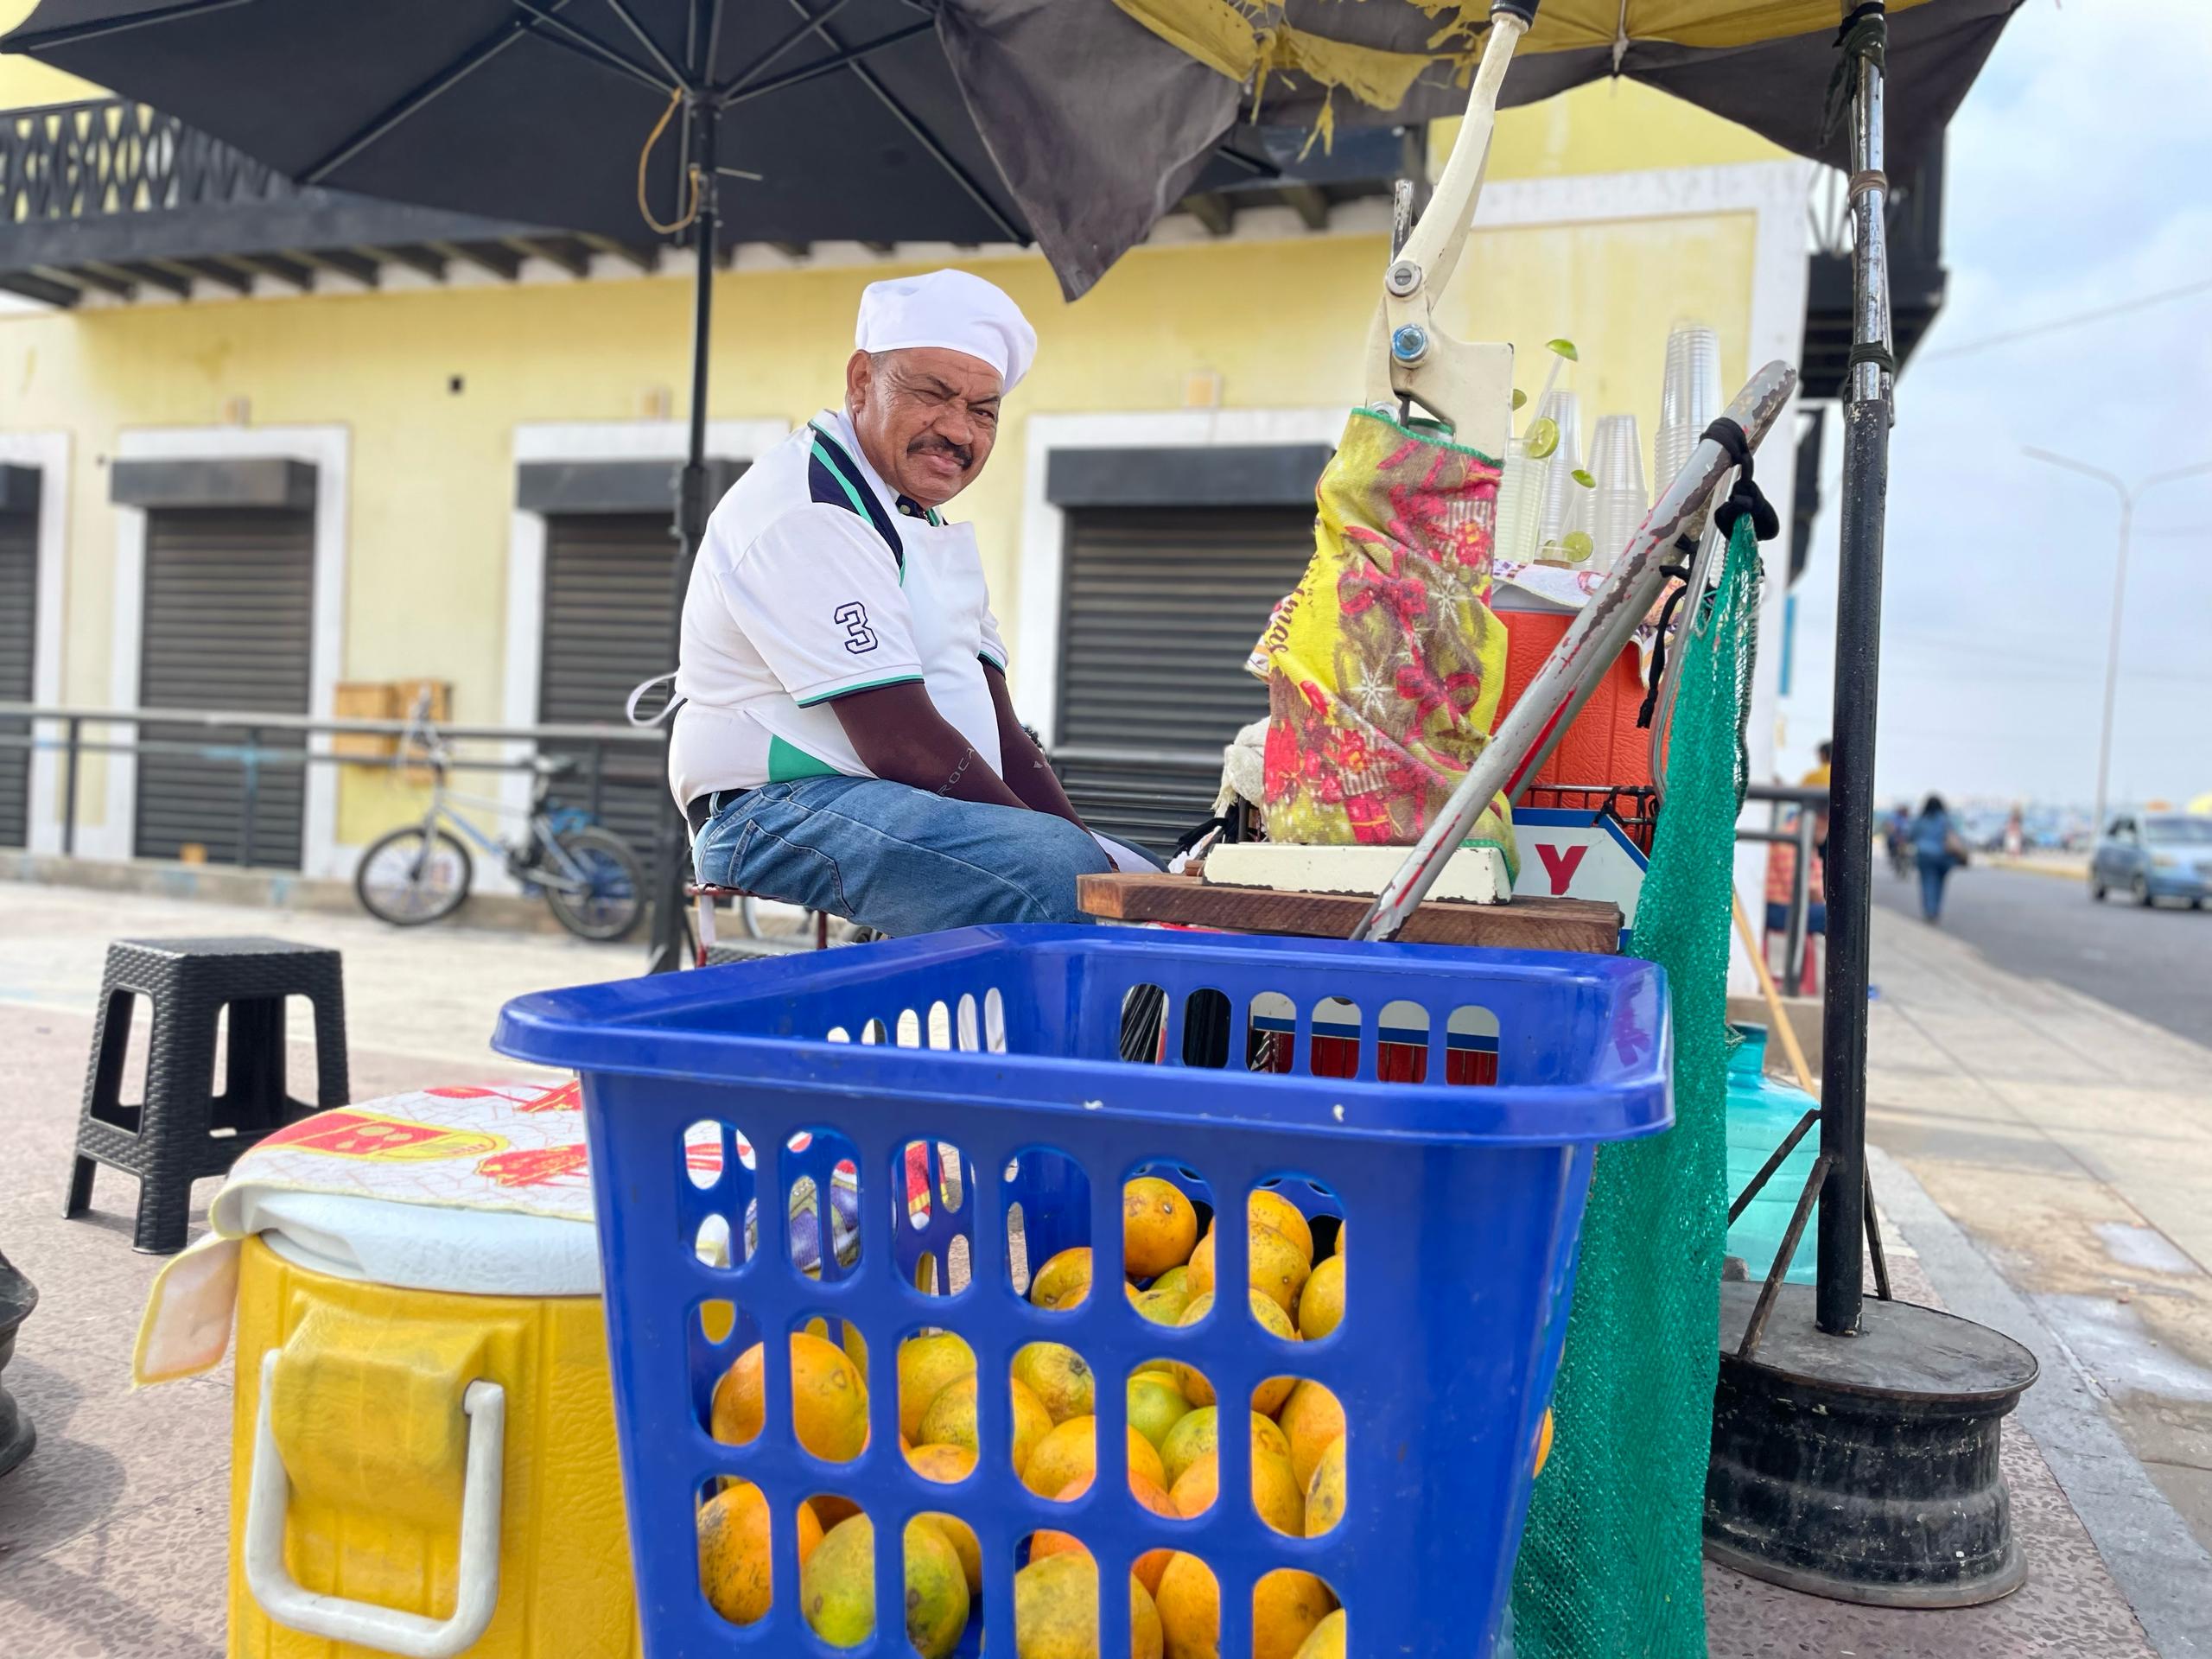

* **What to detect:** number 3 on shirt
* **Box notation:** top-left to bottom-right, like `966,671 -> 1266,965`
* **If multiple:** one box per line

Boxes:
834,601 -> 877,655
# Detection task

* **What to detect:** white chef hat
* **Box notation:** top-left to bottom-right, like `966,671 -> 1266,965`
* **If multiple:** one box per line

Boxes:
855,268 -> 1037,393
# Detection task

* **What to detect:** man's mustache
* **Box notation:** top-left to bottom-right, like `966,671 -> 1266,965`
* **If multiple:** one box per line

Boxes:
908,435 -> 974,468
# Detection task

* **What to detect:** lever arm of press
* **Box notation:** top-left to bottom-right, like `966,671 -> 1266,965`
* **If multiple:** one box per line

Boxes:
1361,3 -> 1537,456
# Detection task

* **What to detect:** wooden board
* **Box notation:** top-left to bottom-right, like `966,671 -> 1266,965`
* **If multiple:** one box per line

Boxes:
1078,871 -> 1622,955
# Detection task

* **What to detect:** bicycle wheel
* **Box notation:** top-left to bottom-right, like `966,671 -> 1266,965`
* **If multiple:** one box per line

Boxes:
542,825 -> 646,942
355,825 -> 474,926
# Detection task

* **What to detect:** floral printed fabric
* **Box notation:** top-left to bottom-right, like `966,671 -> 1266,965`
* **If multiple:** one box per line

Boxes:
1249,408 -> 1517,873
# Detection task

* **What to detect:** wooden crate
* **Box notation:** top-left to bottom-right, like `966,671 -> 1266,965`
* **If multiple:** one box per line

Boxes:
331,682 -> 399,761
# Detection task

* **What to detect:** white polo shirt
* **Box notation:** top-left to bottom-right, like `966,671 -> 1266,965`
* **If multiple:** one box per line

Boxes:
668,409 -> 1007,807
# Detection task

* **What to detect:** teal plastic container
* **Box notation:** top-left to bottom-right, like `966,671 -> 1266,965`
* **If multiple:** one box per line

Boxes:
1724,1024 -> 1818,1284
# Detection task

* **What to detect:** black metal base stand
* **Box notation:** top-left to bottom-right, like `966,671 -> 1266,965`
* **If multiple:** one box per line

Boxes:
0,1248 -> 37,1478
1706,1281 -> 2037,1607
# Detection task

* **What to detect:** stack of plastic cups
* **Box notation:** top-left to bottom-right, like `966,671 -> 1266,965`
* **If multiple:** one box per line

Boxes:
1654,321 -> 1722,491
1534,388 -> 1584,556
1493,435 -> 1547,570
1588,413 -> 1647,577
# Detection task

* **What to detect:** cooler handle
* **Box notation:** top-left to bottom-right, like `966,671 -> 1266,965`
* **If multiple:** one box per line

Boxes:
244,1350 -> 507,1659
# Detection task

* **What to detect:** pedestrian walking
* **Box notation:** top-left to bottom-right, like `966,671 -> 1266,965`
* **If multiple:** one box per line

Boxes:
1910,792 -> 1970,924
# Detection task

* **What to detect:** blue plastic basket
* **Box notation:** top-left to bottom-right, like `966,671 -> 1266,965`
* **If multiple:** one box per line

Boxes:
494,924 -> 1672,1658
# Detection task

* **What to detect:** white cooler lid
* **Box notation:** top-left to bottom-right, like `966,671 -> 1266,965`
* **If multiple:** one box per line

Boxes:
212,1083 -> 604,1298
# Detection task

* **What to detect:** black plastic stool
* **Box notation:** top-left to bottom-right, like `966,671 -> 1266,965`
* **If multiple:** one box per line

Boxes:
65,937 -> 349,1253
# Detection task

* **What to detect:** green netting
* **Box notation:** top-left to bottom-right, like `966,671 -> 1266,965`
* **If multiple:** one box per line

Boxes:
1509,515 -> 1764,1656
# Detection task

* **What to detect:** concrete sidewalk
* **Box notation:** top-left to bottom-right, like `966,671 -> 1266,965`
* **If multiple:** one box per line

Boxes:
1860,905 -> 2212,1654
0,878 -> 2203,1656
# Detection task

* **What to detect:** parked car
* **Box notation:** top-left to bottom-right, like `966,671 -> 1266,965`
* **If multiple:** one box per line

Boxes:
2090,813 -> 2212,908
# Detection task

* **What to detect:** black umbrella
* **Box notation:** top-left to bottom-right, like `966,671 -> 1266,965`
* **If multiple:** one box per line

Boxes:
3,0 -> 1039,969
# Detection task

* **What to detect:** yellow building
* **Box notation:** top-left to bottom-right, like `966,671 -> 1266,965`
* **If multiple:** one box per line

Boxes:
1,35 -> 1852,892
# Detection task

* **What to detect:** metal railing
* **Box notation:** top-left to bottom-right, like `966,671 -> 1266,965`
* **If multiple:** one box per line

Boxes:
1739,781 -> 1829,993
3,99 -> 296,226
0,702 -> 659,866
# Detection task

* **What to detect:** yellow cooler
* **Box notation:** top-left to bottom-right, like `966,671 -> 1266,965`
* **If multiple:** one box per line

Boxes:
136,1082 -> 641,1659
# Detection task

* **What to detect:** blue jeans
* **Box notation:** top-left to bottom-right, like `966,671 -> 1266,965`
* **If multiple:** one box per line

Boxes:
1916,855 -> 1950,923
692,776 -> 1120,936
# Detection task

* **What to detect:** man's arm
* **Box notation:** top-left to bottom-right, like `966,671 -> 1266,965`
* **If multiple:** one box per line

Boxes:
982,663 -> 1086,827
829,682 -> 1028,810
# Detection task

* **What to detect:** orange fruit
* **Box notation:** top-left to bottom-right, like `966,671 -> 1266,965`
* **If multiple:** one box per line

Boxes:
916,1511 -> 982,1596
1011,1376 -> 1055,1476
1128,1372 -> 1193,1451
1187,1222 -> 1310,1318
710,1332 -> 868,1463
1175,1290 -> 1297,1414
1031,1246 -> 1093,1309
1131,1283 -> 1192,1327
1252,1568 -> 1336,1659
1167,1446 -> 1303,1535
1014,1553 -> 1163,1659
1153,1553 -> 1219,1659
1033,1469 -> 1179,1596
797,1498 -> 826,1570
906,1440 -> 977,1486
1246,1224 -> 1313,1319
1014,1342 -> 1097,1425
1249,1190 -> 1315,1262
1294,1608 -> 1346,1659
899,1332 -> 976,1443
1123,1177 -> 1200,1278
1025,1414 -> 1168,1498
1025,1414 -> 1097,1498
905,1519 -> 974,1656
798,1514 -> 969,1656
1535,1406 -> 1554,1478
1304,1433 -> 1346,1537
1185,1228 -> 1216,1299
696,1480 -> 777,1625
810,1492 -> 862,1530
1276,1382 -> 1346,1489
1298,1255 -> 1344,1343
917,1371 -> 980,1454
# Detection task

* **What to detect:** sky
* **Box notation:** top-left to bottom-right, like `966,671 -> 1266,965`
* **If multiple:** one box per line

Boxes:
1776,0 -> 2212,811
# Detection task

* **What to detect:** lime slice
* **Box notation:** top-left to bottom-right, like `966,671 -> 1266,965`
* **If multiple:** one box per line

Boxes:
1511,389 -> 1529,411
1571,468 -> 1596,489
1525,416 -> 1560,459
1560,531 -> 1594,563
1547,338 -> 1580,362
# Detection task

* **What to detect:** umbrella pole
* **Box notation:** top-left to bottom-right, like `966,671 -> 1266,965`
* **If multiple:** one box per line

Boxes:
1813,3 -> 1892,1336
646,96 -> 720,975
1700,15 -> 2037,1604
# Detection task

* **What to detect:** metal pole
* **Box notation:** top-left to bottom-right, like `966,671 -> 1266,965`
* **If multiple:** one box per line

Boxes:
2023,452 -> 2212,837
241,726 -> 262,868
1815,10 -> 1891,1338
645,96 -> 718,975
1785,805 -> 1815,993
2097,496 -> 2130,838
61,715 -> 79,855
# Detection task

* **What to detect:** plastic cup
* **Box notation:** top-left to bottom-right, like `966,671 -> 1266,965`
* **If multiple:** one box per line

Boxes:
1494,436 -> 1548,569
1592,415 -> 1645,493
1534,389 -> 1584,549
1655,322 -> 1721,491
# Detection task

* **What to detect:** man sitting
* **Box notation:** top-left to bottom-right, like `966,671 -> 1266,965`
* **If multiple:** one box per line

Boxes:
671,269 -> 1139,936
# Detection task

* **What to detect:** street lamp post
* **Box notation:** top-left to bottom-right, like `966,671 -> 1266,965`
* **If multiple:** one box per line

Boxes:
2024,449 -> 2212,836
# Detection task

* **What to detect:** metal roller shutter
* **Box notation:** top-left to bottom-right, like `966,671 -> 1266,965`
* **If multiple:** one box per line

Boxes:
1053,506 -> 1311,852
0,511 -> 34,848
537,513 -> 678,861
135,508 -> 315,867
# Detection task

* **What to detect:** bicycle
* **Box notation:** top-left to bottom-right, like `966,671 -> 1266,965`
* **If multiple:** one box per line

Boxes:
354,693 -> 646,941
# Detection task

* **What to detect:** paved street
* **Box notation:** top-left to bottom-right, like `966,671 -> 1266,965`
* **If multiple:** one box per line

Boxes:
1872,861 -> 2211,1047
